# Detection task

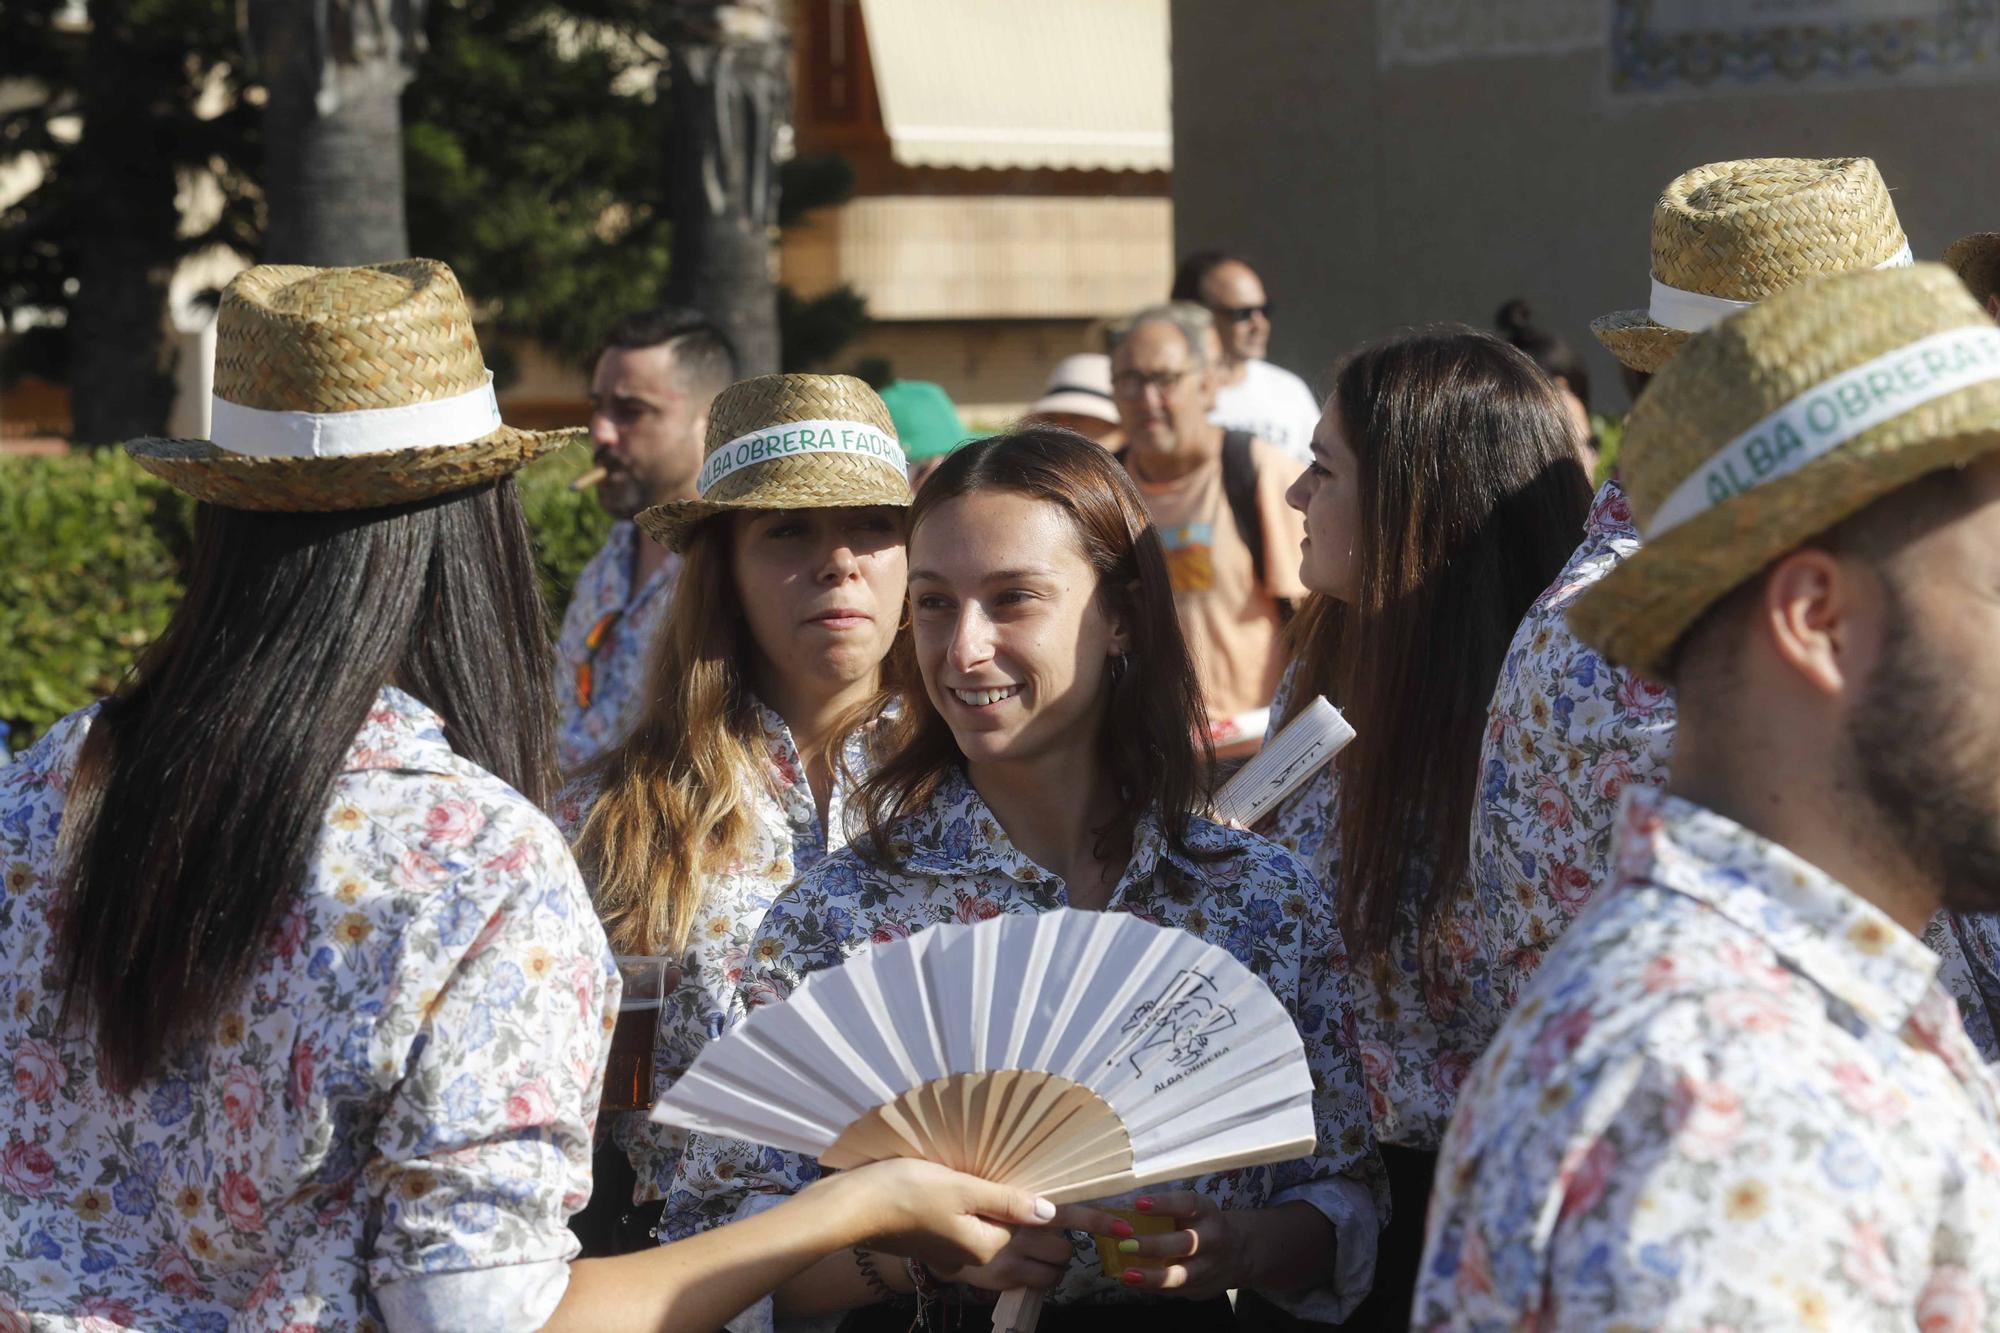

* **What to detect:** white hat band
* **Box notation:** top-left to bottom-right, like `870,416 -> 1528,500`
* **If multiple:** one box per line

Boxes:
697,418 -> 907,497
1647,241 -> 1915,334
210,373 -> 502,459
1647,323 -> 2000,539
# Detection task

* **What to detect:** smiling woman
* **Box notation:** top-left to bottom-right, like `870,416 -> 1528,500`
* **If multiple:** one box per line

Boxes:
660,428 -> 1390,1332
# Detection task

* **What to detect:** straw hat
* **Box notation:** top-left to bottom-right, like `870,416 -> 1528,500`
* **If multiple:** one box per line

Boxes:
1030,354 -> 1120,425
1591,157 -> 1911,374
1571,263 -> 2000,679
129,260 -> 578,512
636,373 -> 908,551
1946,232 -> 2000,306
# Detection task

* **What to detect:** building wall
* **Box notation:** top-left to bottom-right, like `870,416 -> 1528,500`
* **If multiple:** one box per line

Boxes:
1170,1 -> 2000,408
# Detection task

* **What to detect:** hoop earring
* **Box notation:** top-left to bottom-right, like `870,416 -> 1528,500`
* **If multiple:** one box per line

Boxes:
897,605 -> 914,633
1109,651 -> 1130,684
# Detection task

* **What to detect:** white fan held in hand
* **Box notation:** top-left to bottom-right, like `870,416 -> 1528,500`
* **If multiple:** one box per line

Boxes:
654,908 -> 1318,1333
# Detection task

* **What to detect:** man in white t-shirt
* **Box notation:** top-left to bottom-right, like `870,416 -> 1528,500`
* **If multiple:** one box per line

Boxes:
1172,251 -> 1321,460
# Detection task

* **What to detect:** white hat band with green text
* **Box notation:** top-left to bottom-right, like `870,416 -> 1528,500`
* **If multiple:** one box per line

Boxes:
697,418 -> 907,497
1647,324 -> 2000,539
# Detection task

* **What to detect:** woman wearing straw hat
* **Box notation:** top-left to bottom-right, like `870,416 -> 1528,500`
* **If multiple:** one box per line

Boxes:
1418,261 -> 2000,1330
0,263 -> 1061,1332
664,428 -> 1386,1332
559,373 -> 918,1253
1258,326 -> 1592,1326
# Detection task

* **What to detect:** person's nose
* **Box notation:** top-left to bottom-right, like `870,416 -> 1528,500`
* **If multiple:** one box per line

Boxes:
818,537 -> 862,584
588,411 -> 618,451
947,603 -> 997,675
1285,468 -> 1312,515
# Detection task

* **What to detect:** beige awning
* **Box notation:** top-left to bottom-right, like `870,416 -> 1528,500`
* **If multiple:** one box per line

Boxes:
856,0 -> 1172,172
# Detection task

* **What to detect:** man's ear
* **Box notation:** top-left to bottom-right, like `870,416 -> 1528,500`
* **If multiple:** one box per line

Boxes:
1759,546 -> 1878,698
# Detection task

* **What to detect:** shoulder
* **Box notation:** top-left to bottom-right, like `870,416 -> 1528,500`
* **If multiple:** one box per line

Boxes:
3,705 -> 98,787
551,772 -> 605,843
1246,434 -> 1303,480
1178,815 -> 1321,897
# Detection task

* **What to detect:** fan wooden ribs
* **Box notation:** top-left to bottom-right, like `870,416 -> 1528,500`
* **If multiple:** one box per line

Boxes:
821,1070 -> 1134,1198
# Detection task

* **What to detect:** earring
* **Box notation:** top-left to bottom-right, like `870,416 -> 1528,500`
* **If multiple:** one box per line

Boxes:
1110,651 -> 1130,684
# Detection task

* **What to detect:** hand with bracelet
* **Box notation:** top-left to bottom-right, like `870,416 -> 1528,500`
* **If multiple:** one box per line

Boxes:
1106,1193 -> 1337,1302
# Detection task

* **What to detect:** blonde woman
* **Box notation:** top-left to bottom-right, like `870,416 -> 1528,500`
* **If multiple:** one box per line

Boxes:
559,374 -> 915,1251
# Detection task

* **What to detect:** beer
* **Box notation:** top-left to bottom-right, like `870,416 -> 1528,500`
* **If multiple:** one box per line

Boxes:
603,955 -> 673,1113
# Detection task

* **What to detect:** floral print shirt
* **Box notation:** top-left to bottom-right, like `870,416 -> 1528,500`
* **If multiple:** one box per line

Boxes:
1469,477 -> 1675,1013
0,689 -> 618,1333
664,768 -> 1386,1327
1415,788 -> 2000,1332
1259,669 -> 1495,1151
555,520 -> 681,772
1932,913 -> 2000,1063
555,700 -> 874,1208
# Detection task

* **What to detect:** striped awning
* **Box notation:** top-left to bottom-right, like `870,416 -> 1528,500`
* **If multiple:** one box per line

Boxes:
856,0 -> 1172,172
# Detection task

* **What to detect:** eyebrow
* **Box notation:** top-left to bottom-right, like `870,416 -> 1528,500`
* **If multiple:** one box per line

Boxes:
908,565 -> 1060,584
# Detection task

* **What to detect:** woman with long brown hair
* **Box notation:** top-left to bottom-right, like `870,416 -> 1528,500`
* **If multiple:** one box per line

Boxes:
1260,325 -> 1592,1324
560,374 -> 918,1252
663,427 -> 1386,1332
0,266 -> 1055,1333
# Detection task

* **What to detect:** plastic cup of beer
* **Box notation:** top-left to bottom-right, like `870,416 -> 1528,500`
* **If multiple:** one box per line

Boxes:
1090,1206 -> 1177,1276
602,955 -> 671,1113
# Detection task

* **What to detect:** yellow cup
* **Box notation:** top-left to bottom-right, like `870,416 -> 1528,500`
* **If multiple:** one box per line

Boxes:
1090,1207 -> 1178,1276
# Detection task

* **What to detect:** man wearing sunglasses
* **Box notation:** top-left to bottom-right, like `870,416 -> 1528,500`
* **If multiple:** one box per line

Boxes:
1171,251 -> 1321,462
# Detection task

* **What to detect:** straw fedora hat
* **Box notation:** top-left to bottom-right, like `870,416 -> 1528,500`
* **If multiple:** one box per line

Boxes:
128,260 -> 578,512
1946,232 -> 2000,306
1591,157 -> 1911,374
636,373 -> 909,551
1571,263 -> 2000,680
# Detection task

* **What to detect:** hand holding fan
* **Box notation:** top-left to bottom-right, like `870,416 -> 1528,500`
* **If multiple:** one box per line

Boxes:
653,909 -> 1318,1332
1211,696 -> 1355,828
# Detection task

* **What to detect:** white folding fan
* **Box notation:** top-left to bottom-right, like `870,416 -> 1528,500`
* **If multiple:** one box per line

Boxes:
653,908 -> 1318,1332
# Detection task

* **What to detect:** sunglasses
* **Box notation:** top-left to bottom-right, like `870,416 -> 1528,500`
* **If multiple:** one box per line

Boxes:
1213,303 -> 1271,323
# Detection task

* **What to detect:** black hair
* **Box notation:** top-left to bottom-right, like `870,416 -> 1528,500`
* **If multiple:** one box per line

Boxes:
1495,299 -> 1592,413
56,480 -> 556,1090
1170,250 -> 1251,304
599,306 -> 739,395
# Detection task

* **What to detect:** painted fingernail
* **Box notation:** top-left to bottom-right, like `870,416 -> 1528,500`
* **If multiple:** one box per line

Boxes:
1122,1269 -> 1145,1285
1135,1196 -> 1155,1211
1117,1239 -> 1140,1254
1033,1197 -> 1056,1221
1109,1220 -> 1134,1239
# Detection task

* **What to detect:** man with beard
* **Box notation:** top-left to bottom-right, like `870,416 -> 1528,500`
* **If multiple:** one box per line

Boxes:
556,308 -> 736,769
1414,263 -> 2000,1330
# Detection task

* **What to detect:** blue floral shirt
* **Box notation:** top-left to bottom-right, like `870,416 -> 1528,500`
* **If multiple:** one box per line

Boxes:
1470,477 -> 1675,1013
1416,787 -> 2000,1331
0,689 -> 617,1333
555,700 -> 878,1207
663,767 -> 1386,1325
555,521 -> 681,772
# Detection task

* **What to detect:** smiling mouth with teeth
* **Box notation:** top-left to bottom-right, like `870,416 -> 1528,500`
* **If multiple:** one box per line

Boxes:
950,685 -> 1022,708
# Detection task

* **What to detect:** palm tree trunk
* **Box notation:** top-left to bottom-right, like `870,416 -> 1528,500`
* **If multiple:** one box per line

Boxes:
663,1 -> 786,377
66,0 -> 181,444
251,0 -> 424,266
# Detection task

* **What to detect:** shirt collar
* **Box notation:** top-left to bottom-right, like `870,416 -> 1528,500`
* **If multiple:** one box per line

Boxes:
341,686 -> 463,776
1617,786 -> 1942,1032
598,520 -> 679,611
894,766 -> 1205,897
1586,476 -> 1640,542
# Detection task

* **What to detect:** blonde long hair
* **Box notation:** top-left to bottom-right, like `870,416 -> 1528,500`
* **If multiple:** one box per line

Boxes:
573,517 -> 911,956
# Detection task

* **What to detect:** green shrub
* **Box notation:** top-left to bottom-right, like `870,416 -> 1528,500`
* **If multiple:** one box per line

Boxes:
1,443 -> 611,754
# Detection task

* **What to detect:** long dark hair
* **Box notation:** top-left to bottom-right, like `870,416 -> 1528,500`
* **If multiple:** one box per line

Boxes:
1284,327 -> 1591,968
1495,298 -> 1591,412
56,479 -> 556,1090
862,427 -> 1214,867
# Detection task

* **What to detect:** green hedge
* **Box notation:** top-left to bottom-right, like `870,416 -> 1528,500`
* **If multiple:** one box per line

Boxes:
0,445 -> 610,754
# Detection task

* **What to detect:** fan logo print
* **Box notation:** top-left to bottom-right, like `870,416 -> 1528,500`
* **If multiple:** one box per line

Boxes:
1119,968 -> 1239,1084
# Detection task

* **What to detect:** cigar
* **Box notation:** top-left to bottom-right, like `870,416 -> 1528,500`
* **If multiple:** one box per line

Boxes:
570,465 -> 608,492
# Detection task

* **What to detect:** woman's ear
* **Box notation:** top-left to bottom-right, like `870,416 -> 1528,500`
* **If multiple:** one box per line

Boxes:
1105,579 -> 1140,657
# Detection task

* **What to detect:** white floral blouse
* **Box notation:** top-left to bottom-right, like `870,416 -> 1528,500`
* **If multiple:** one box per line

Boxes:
1258,668 -> 1497,1151
1415,787 -> 2000,1331
555,699 -> 875,1209
663,767 -> 1387,1326
1931,912 -> 2000,1063
0,689 -> 617,1332
1468,478 -> 1675,1010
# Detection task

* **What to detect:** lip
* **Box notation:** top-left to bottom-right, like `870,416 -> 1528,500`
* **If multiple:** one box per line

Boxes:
806,607 -> 872,630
